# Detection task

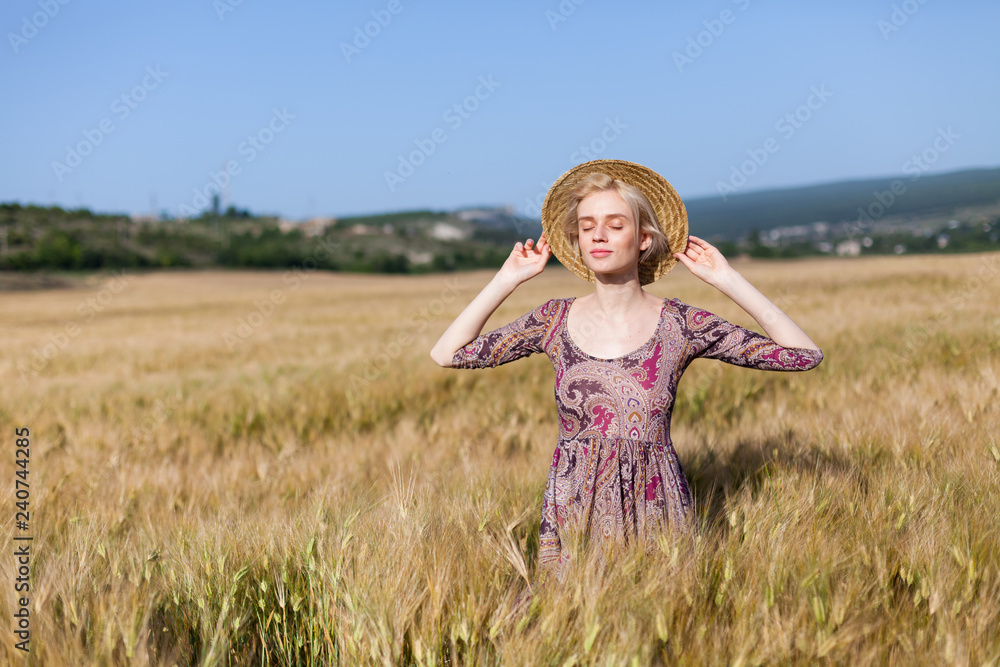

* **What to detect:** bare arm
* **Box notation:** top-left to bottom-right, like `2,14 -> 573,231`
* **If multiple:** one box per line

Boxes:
429,234 -> 552,367
674,235 -> 820,351
712,269 -> 819,350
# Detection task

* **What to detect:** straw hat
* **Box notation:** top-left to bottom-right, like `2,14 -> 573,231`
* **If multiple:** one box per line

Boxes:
540,159 -> 688,285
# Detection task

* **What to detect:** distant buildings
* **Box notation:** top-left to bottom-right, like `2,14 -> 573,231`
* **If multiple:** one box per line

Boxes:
835,239 -> 861,256
759,221 -> 830,247
406,250 -> 433,265
301,217 -> 335,237
456,205 -> 514,222
279,217 -> 336,236
429,221 -> 469,241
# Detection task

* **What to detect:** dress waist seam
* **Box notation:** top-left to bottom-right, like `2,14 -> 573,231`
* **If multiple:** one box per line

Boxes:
558,434 -> 668,448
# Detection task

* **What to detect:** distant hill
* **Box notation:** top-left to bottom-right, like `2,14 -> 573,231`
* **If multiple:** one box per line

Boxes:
682,167 -> 1000,239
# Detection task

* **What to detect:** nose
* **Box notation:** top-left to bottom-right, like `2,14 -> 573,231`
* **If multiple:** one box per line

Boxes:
592,223 -> 608,242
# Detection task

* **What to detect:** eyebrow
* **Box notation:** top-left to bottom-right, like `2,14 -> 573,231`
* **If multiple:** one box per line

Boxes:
578,213 -> 629,222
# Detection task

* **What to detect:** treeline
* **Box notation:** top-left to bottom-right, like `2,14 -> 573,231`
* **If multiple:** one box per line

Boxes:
740,218 -> 1000,259
0,203 -> 517,274
3,196 -> 998,276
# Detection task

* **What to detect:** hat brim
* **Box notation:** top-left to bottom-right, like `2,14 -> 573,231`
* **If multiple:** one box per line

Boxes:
541,159 -> 688,286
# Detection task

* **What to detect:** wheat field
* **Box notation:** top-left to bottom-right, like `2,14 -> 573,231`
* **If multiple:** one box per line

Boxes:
1,253 -> 999,665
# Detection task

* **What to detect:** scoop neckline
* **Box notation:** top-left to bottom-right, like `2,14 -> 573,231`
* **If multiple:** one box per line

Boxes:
562,296 -> 670,362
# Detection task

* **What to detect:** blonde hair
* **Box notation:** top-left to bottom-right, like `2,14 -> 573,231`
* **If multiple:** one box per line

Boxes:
560,172 -> 671,270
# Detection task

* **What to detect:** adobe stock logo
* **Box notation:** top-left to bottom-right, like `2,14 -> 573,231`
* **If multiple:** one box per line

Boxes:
520,117 -> 628,220
877,0 -> 931,40
384,75 -> 501,192
7,0 -> 72,54
340,0 -> 411,63
671,0 -> 752,73
845,127 -> 959,239
177,107 -> 294,217
545,0 -> 587,30
51,66 -> 169,182
213,0 -> 245,21
16,270 -> 134,379
715,84 -> 832,200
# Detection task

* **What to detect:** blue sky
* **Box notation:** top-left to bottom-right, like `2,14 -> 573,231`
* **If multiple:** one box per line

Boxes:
2,0 -> 997,220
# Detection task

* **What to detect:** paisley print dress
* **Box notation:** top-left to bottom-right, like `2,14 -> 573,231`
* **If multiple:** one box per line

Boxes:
449,296 -> 823,581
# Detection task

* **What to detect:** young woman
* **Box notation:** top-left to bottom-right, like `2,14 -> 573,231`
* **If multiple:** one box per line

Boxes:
429,160 -> 823,586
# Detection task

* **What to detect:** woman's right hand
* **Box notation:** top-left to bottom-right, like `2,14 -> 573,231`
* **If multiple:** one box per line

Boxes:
497,233 -> 551,286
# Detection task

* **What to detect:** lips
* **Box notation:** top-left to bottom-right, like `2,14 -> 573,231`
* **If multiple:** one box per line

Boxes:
589,250 -> 612,256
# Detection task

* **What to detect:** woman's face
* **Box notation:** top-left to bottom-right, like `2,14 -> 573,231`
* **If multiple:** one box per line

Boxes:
577,189 -> 650,281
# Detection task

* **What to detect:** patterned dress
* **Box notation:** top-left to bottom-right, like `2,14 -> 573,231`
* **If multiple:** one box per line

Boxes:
449,296 -> 823,581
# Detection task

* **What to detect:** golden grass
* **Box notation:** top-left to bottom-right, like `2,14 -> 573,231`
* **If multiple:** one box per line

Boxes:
1,253 -> 999,665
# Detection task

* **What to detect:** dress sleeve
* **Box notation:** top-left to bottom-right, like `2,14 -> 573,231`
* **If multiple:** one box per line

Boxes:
678,301 -> 823,371
449,299 -> 554,369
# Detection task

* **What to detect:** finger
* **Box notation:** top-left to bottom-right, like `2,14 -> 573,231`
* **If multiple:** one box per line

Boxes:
682,252 -> 705,268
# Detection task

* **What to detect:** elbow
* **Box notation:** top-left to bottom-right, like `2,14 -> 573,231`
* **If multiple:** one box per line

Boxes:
429,347 -> 453,368
777,345 -> 823,371
804,347 -> 824,370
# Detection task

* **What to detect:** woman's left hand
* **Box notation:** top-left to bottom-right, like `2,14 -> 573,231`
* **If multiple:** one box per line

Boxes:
673,235 -> 735,287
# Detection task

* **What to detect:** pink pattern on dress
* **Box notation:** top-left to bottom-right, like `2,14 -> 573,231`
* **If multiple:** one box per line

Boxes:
590,404 -> 614,436
645,475 -> 661,501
